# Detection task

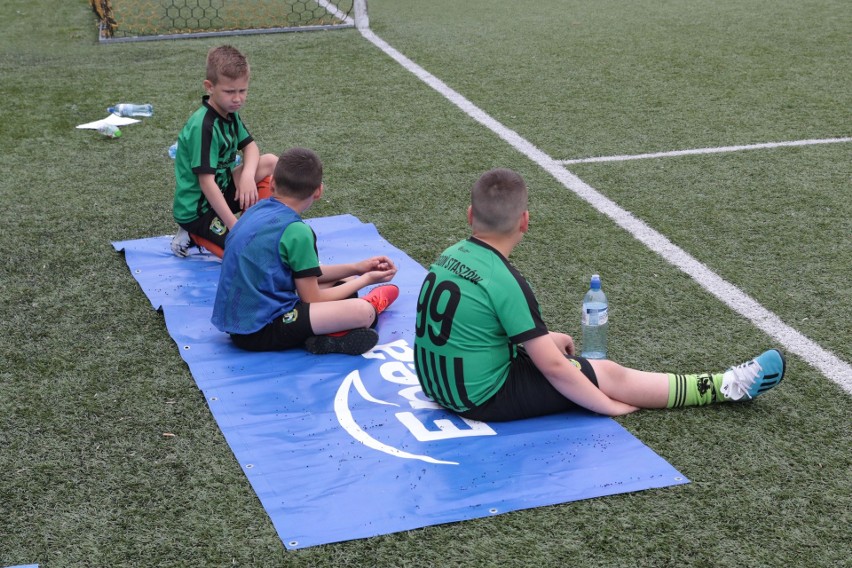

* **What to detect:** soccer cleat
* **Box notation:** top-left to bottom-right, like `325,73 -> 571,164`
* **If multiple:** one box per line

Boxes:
304,327 -> 379,355
170,227 -> 192,257
362,284 -> 399,316
721,349 -> 786,401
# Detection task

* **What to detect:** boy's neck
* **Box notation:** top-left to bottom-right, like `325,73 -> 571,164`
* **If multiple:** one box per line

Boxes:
274,194 -> 313,214
471,231 -> 522,258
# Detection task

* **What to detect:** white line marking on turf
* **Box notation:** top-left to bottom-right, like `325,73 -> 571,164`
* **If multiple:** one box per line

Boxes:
359,27 -> 852,395
316,0 -> 353,24
559,138 -> 852,164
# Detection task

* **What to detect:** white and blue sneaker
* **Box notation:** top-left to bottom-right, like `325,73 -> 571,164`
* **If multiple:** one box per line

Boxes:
170,227 -> 192,257
721,349 -> 786,401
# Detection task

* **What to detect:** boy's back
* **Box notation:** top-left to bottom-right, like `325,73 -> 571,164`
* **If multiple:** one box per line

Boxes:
414,237 -> 548,412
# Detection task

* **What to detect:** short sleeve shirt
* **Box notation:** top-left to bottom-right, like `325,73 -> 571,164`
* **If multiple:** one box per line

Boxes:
413,237 -> 549,411
173,96 -> 253,224
279,222 -> 321,278
211,199 -> 322,334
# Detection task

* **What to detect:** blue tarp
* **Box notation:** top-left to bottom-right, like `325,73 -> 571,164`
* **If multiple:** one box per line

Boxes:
114,214 -> 687,549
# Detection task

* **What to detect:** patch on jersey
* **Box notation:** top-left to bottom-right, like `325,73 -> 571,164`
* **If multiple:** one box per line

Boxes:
210,217 -> 227,236
568,358 -> 582,370
281,309 -> 298,324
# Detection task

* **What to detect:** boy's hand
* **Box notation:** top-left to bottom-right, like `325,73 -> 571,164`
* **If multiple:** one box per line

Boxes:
356,256 -> 397,275
236,175 -> 259,210
550,332 -> 575,356
357,256 -> 397,285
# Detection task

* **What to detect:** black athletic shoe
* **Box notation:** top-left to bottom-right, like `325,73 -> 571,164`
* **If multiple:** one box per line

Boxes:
303,328 -> 379,355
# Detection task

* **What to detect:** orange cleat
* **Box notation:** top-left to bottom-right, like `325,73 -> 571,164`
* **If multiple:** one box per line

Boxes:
362,284 -> 399,315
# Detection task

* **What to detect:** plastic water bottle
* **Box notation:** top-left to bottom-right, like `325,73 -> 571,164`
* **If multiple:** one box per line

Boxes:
108,103 -> 153,117
581,274 -> 608,359
168,141 -> 241,166
97,124 -> 121,138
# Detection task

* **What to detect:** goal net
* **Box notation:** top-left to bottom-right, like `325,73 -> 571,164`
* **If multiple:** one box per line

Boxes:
90,0 -> 368,43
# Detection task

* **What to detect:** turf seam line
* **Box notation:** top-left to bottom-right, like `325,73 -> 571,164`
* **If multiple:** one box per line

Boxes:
358,27 -> 852,396
558,137 -> 852,164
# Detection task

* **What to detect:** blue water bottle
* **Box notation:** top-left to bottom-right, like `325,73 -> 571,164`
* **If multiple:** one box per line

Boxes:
581,274 -> 608,359
108,103 -> 153,117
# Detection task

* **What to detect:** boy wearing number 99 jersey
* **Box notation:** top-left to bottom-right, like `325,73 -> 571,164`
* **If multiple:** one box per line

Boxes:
414,168 -> 785,422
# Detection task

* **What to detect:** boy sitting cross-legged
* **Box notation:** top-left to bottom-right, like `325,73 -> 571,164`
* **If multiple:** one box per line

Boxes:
212,147 -> 399,355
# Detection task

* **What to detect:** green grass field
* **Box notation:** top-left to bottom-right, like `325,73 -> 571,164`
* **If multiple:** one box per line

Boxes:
1,0 -> 850,566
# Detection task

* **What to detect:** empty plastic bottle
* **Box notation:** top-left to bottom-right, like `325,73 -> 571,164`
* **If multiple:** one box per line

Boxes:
97,124 -> 121,138
168,141 -> 241,166
581,274 -> 608,359
108,103 -> 153,117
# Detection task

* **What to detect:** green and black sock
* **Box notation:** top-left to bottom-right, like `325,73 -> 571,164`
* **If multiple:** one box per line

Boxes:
666,372 -> 728,408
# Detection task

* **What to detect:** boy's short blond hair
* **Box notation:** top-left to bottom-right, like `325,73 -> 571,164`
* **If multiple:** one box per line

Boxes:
470,168 -> 528,233
206,45 -> 249,84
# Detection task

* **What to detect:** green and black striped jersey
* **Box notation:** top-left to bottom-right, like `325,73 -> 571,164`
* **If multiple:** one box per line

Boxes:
414,237 -> 549,412
173,96 -> 253,224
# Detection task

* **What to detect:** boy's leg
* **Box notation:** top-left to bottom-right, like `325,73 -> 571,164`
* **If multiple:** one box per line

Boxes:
187,233 -> 224,259
256,175 -> 272,200
302,286 -> 399,355
590,349 -> 786,408
233,153 -> 278,205
230,303 -> 315,351
307,286 -> 399,334
460,350 -> 596,422
180,212 -> 229,250
171,181 -> 241,257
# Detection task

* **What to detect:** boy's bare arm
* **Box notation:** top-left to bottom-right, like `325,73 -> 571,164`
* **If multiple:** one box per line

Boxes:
318,256 -> 397,284
295,275 -> 364,303
235,141 -> 260,210
198,173 -> 239,229
523,335 -> 638,416
297,260 -> 397,304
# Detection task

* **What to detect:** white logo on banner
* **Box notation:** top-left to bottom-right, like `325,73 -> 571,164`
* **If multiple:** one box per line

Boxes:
333,339 -> 496,465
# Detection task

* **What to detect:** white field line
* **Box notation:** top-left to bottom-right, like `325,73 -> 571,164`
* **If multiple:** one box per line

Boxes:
316,0 -> 354,24
358,27 -> 852,395
559,138 -> 852,164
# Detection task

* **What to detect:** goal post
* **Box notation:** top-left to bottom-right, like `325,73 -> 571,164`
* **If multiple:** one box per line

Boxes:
90,0 -> 368,43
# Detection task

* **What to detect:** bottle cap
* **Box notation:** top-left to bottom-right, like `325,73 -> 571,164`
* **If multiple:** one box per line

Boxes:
113,128 -> 122,138
590,274 -> 601,289
107,106 -> 116,114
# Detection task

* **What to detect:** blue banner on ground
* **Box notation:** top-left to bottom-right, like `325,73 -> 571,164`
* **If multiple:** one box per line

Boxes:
114,214 -> 688,549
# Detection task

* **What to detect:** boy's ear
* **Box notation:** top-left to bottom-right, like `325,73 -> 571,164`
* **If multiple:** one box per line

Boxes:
203,79 -> 214,93
314,183 -> 324,199
519,210 -> 530,233
467,205 -> 474,226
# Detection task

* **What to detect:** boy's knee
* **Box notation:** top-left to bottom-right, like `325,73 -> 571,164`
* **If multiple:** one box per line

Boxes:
358,300 -> 377,328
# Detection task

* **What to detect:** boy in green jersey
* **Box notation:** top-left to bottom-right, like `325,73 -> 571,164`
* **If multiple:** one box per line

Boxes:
414,168 -> 785,421
171,45 -> 278,257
